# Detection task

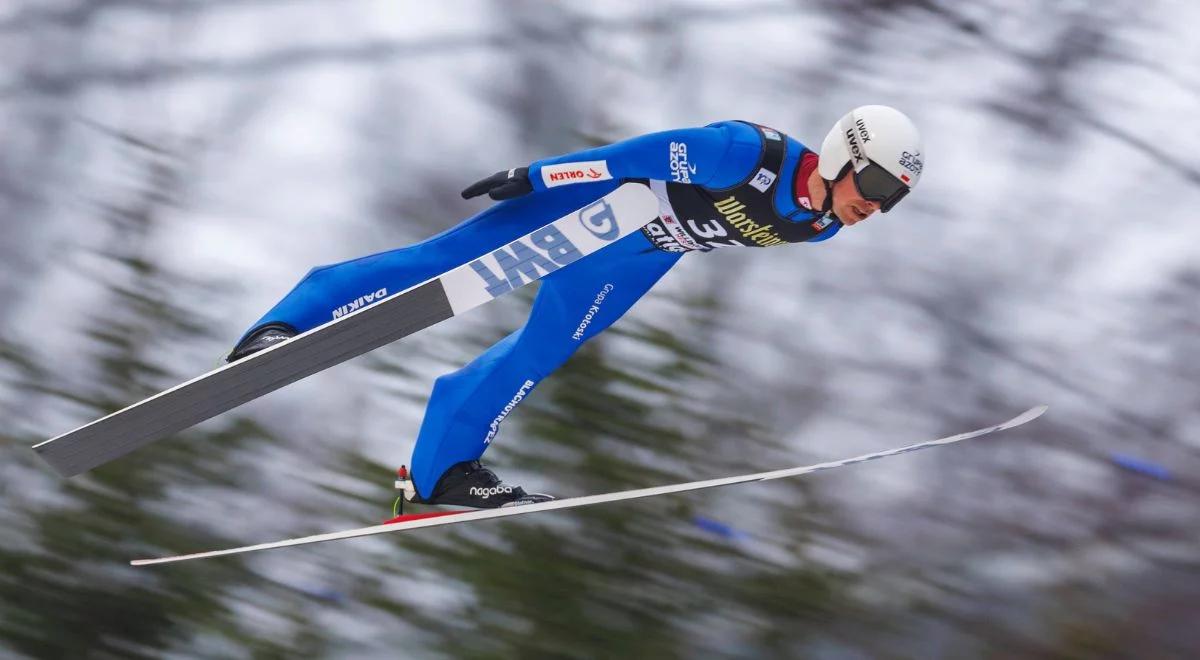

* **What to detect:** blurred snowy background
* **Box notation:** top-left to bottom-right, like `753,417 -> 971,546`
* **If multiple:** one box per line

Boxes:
1,1 -> 1198,658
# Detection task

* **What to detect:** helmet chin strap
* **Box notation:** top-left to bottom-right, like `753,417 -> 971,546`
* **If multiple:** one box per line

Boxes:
821,177 -> 837,219
821,162 -> 854,221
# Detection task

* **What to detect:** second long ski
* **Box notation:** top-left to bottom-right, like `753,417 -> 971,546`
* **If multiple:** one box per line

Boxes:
131,405 -> 1048,566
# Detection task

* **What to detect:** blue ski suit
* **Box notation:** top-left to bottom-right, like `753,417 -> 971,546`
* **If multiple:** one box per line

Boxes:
238,121 -> 843,497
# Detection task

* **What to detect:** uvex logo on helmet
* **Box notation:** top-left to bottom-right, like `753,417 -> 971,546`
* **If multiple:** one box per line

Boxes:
844,117 -> 872,165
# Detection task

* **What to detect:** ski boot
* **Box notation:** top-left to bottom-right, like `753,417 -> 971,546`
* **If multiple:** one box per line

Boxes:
392,461 -> 554,514
226,323 -> 296,363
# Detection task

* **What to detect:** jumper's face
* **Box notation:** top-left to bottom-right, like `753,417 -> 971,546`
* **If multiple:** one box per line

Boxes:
831,174 -> 880,226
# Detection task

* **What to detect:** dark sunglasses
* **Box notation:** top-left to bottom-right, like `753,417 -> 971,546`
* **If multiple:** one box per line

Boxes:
852,161 -> 910,213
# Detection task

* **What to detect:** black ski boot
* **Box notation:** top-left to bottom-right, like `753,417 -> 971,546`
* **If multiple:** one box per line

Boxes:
226,323 -> 296,363
399,461 -> 555,509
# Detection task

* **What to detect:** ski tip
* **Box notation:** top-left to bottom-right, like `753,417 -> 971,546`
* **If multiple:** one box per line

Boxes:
997,405 -> 1048,431
1015,404 -> 1049,426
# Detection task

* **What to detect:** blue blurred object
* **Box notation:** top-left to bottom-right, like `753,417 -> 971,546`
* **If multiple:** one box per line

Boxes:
1111,453 -> 1172,481
693,515 -> 750,541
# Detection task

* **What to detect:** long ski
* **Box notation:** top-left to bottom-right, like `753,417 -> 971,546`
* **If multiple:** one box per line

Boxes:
35,183 -> 661,477
131,405 -> 1047,566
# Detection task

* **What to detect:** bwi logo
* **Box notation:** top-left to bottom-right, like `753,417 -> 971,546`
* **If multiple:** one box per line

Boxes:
470,198 -> 623,298
469,226 -> 583,298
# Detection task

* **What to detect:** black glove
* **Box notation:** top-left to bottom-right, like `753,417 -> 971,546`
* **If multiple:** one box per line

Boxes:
461,167 -> 533,201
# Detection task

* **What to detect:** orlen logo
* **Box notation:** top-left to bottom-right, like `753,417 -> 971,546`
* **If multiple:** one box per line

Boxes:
541,160 -> 612,188
332,288 -> 388,319
549,168 -> 602,182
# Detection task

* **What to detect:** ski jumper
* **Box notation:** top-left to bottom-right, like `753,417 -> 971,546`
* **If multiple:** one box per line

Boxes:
236,121 -> 843,497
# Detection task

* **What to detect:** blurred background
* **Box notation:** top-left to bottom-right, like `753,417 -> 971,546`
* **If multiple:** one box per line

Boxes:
1,1 -> 1198,658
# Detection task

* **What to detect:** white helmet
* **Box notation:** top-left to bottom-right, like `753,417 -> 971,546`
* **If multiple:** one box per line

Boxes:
818,105 -> 923,212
